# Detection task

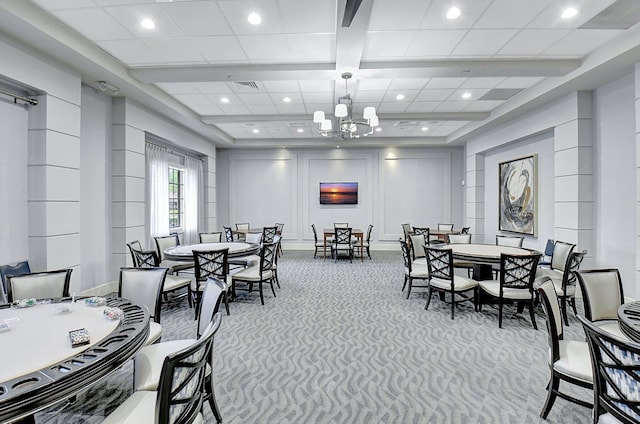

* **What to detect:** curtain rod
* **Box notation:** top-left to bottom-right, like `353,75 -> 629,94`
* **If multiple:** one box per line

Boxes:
145,139 -> 204,161
0,87 -> 38,106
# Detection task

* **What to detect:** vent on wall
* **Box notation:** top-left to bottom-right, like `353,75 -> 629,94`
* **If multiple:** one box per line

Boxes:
580,0 -> 640,29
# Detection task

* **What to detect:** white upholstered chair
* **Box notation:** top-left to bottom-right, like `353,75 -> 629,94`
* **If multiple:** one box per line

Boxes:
399,238 -> 429,299
576,269 -> 628,340
495,235 -> 524,247
6,269 -> 72,302
199,232 -> 222,243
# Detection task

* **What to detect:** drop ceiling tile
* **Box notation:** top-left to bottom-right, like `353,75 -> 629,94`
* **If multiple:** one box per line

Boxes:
498,29 -> 570,55
189,104 -> 225,115
363,31 -> 414,59
449,88 -> 490,101
460,77 -> 505,88
405,30 -> 468,57
350,90 -> 385,103
369,0 -> 431,30
463,100 -> 504,111
451,29 -> 518,56
383,89 -> 420,102
276,103 -> 306,114
269,92 -> 303,104
236,93 -> 274,105
216,125 -> 246,138
247,104 -> 280,114
527,0 -> 618,29
404,101 -> 441,112
407,127 -> 433,136
189,36 -> 248,62
304,103 -> 334,114
354,79 -> 391,91
473,0 -> 554,29
425,78 -> 467,88
141,38 -> 207,63
386,125 -> 413,136
388,78 -> 430,90
31,0 -> 96,9
218,104 -> 252,114
542,29 -> 624,56
172,93 -> 212,106
377,102 -> 409,113
427,126 -> 457,136
160,2 -> 233,36
218,0 -> 284,35
277,0 -> 336,33
103,4 -> 182,38
286,33 -> 335,61
155,82 -> 201,95
237,35 -> 291,61
262,81 -> 300,92
298,80 -> 333,92
435,101 -> 468,111
196,82 -> 234,94
52,8 -> 133,41
415,89 -> 455,101
420,0 -> 493,29
302,92 -> 333,103
205,93 -> 243,104
95,0 -> 156,5
96,39 -> 161,65
499,79 -> 544,93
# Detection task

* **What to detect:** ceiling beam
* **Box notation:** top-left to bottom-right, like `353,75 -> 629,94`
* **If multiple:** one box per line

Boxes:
201,111 -> 489,125
130,59 -> 581,84
335,0 -> 373,71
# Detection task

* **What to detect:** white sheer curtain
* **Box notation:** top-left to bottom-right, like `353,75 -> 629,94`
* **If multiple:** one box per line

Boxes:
183,156 -> 202,245
146,143 -> 169,247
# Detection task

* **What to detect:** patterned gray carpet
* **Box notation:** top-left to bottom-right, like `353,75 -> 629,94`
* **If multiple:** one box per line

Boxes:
35,250 -> 592,423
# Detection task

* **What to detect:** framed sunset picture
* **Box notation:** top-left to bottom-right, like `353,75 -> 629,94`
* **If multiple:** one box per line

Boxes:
319,182 -> 358,205
499,155 -> 537,235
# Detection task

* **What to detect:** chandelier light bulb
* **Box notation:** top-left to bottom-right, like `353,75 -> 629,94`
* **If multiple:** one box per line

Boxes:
363,107 -> 376,119
334,103 -> 348,118
320,119 -> 332,131
313,111 -> 325,123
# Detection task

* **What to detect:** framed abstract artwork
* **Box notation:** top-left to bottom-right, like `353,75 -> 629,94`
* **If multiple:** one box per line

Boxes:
499,154 -> 537,236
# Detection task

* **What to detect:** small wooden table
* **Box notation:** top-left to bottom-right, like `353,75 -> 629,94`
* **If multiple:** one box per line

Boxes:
323,228 -> 364,262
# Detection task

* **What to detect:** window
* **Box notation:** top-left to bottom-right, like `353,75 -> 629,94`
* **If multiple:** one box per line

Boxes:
168,167 -> 184,230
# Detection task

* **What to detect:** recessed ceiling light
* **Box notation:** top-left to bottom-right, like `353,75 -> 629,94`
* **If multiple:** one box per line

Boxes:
461,92 -> 472,99
220,97 -> 229,103
421,127 -> 429,131
140,18 -> 155,30
296,128 -> 304,133
396,94 -> 405,100
248,12 -> 261,25
283,97 -> 291,103
375,127 -> 382,132
561,7 -> 578,19
252,129 -> 259,134
446,7 -> 461,20
336,145 -> 340,148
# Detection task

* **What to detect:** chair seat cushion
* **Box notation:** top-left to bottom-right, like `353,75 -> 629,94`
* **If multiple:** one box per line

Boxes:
553,340 -> 593,384
478,280 -> 533,300
163,274 -> 191,292
408,266 -> 428,279
232,266 -> 272,282
599,413 -> 623,424
135,339 -> 195,391
229,255 -> 260,268
101,391 -> 204,424
430,276 -> 478,291
146,322 -> 162,345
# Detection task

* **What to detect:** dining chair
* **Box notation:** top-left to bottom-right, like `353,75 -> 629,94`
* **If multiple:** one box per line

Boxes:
6,269 -> 72,303
154,234 -> 194,273
399,238 -> 429,299
550,250 -> 587,326
231,241 -> 277,305
134,281 -> 226,424
478,253 -> 540,329
103,314 -> 222,424
331,227 -> 353,262
537,279 -> 593,419
192,248 -> 229,319
578,314 -> 640,424
437,223 -> 454,232
461,227 -> 471,234
199,232 -> 222,243
576,268 -> 627,340
538,239 -> 556,267
262,226 -> 278,243
235,222 -> 250,241
408,233 -> 428,266
424,247 -> 478,319
119,267 -> 168,345
126,240 -> 143,266
495,235 -> 524,247
223,226 -> 234,242
446,233 -> 474,277
0,260 -> 31,303
353,224 -> 373,259
310,224 -> 324,259
130,249 -> 192,308
275,222 -> 285,256
401,223 -> 412,240
538,240 -> 575,272
271,235 -> 282,288
412,227 -> 430,236
245,232 -> 263,245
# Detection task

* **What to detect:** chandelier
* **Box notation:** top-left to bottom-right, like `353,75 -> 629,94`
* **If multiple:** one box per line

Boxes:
312,72 -> 379,139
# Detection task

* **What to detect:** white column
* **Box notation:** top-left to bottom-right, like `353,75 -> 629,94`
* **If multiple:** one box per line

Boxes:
203,155 -> 217,232
466,152 -> 485,243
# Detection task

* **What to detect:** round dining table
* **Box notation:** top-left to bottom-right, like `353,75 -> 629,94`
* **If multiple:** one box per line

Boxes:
163,241 -> 260,261
618,301 -> 640,342
0,297 -> 149,423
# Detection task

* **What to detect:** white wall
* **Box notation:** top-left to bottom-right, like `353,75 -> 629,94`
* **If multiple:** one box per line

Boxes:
217,146 -> 465,248
0,100 -> 28,264
594,73 -> 637,295
483,132 -> 555,250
